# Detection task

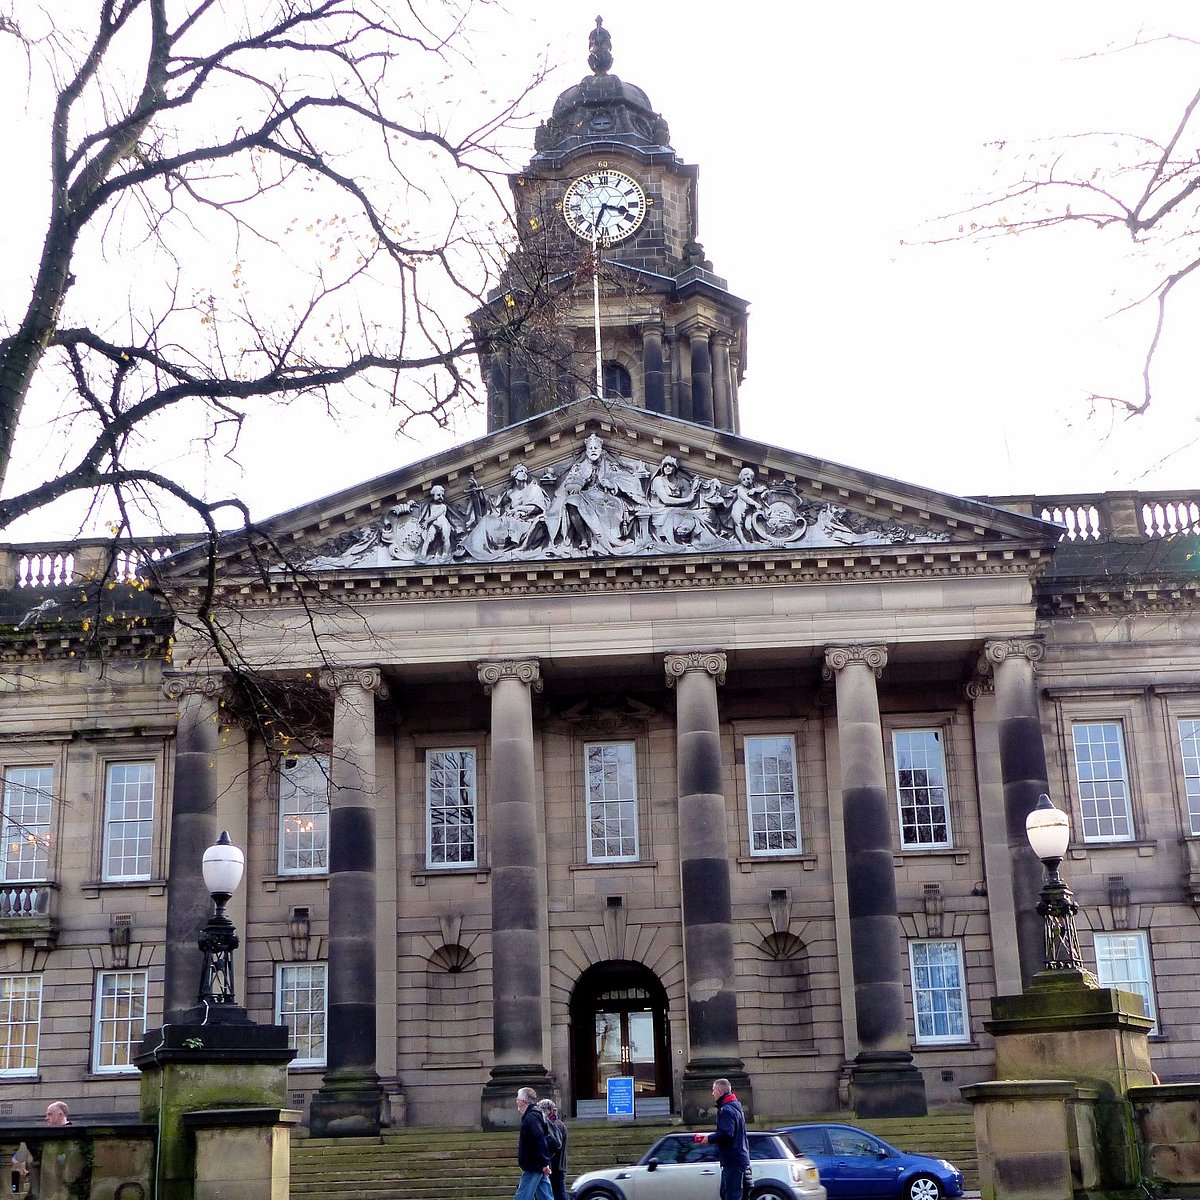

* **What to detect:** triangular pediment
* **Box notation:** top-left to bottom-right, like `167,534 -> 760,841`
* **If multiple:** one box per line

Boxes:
165,400 -> 1058,582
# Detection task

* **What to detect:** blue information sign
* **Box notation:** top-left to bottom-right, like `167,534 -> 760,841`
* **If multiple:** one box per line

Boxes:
606,1075 -> 635,1118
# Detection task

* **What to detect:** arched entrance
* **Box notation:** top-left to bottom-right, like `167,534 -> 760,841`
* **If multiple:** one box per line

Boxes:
569,961 -> 671,1116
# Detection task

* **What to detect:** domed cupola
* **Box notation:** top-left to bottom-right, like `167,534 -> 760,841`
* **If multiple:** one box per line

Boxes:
532,18 -> 671,162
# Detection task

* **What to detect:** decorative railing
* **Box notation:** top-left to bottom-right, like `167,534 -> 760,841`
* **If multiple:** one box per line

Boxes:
2,537 -> 194,590
0,885 -> 52,919
975,490 -> 1200,543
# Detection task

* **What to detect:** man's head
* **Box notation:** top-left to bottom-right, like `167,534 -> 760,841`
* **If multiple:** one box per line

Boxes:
44,1101 -> 69,1125
516,1086 -> 537,1112
711,1078 -> 731,1101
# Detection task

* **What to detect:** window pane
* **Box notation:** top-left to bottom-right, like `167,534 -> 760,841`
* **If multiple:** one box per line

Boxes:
586,743 -> 639,863
909,940 -> 968,1044
427,750 -> 477,868
1,767 -> 52,882
1072,723 -> 1133,842
103,761 -> 155,881
278,754 -> 329,873
277,964 -> 327,1066
745,736 -> 800,855
1094,932 -> 1157,1032
893,730 -> 950,848
93,970 -> 147,1072
1180,720 -> 1200,835
0,976 -> 41,1075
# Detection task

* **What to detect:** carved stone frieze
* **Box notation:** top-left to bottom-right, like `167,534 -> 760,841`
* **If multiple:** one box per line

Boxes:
822,645 -> 888,680
663,650 -> 727,687
477,659 -> 543,695
298,432 -> 951,572
318,666 -> 390,700
558,695 -> 657,731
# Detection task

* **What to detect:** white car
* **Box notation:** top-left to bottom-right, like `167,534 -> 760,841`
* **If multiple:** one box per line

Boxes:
571,1130 -> 828,1200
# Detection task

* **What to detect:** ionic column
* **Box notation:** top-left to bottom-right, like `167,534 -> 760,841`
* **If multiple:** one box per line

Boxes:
823,645 -> 927,1117
477,659 -> 551,1130
309,667 -> 388,1137
642,324 -> 666,413
689,330 -> 714,426
162,674 -> 225,1023
664,651 -> 750,1124
981,638 -> 1052,988
712,333 -> 733,431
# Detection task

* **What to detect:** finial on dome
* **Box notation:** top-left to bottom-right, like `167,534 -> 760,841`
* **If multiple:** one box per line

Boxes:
588,16 -> 613,75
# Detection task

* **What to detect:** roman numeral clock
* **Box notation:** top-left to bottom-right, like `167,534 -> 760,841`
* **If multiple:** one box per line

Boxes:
561,167 -> 647,245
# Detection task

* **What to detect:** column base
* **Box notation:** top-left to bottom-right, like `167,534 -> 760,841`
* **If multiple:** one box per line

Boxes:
309,1071 -> 387,1136
481,1064 -> 554,1131
851,1052 -> 927,1118
681,1061 -> 752,1125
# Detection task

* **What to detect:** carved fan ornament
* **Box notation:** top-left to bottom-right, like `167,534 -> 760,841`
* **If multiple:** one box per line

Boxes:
300,432 -> 951,572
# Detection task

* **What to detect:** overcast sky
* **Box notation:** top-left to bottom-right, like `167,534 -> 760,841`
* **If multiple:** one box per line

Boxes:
6,2 -> 1200,539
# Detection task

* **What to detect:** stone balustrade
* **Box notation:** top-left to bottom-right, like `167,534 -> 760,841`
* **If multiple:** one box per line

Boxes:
0,537 -> 193,590
978,488 -> 1200,542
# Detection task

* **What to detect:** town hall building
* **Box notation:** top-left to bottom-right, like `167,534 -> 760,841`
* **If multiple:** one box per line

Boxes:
1,19 -> 1199,1135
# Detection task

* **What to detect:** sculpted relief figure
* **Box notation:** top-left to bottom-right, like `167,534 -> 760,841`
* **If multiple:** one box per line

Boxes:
301,432 -> 950,570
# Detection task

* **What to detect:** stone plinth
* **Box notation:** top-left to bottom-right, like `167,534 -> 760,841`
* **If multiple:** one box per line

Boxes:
987,975 -> 1154,1097
1129,1082 -> 1200,1197
135,1019 -> 294,1200
961,1080 -> 1101,1200
184,1107 -> 301,1200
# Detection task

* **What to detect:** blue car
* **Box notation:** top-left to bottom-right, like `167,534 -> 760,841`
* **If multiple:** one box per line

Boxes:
780,1124 -> 963,1200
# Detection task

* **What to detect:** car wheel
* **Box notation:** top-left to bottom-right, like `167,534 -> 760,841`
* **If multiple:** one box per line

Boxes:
749,1189 -> 791,1200
576,1188 -> 622,1200
905,1174 -> 943,1200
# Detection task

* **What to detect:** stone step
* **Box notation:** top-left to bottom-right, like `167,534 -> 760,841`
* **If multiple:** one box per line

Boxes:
290,1109 -> 979,1200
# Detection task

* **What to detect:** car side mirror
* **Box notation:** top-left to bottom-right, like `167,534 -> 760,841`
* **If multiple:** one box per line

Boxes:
646,1158 -> 659,1172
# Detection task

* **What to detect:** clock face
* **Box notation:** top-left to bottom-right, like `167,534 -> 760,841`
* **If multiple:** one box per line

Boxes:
561,169 -> 647,245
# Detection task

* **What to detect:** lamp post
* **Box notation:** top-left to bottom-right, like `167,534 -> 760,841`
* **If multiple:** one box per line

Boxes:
1024,793 -> 1086,975
197,830 -> 245,1007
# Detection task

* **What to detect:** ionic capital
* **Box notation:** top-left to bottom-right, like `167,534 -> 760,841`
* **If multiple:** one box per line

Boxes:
477,659 -> 543,696
964,676 -> 995,703
980,637 -> 1045,672
318,666 -> 390,700
822,645 -> 888,681
162,672 -> 227,705
664,650 -> 727,688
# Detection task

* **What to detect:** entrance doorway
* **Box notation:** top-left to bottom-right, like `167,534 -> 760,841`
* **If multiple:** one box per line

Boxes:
569,961 -> 671,1115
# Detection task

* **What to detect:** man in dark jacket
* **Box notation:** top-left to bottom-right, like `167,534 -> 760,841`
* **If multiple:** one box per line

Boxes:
694,1077 -> 751,1200
514,1086 -> 554,1200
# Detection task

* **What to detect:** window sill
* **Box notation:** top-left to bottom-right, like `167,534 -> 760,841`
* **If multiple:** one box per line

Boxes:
736,853 -> 818,873
1068,840 -> 1156,858
892,848 -> 970,865
85,1070 -> 138,1080
412,867 -> 490,887
262,873 -> 329,893
81,879 -> 166,899
568,860 -> 660,872
912,1041 -> 979,1052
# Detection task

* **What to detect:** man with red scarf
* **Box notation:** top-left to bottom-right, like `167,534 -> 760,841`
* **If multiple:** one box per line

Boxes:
694,1077 -> 751,1200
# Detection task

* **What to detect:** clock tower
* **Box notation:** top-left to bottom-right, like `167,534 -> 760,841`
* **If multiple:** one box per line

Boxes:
474,18 -> 749,433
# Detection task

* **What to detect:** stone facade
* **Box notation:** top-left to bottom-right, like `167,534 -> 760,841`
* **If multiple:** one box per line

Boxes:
0,20 -> 1198,1139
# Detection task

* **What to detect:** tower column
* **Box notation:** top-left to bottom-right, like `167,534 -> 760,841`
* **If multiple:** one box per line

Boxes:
162,674 -> 225,1023
982,637 -> 1052,988
664,650 -> 750,1124
642,323 -> 666,413
712,332 -> 733,431
487,351 -> 511,430
689,329 -> 714,426
478,659 -> 552,1129
510,354 -> 531,423
823,645 -> 927,1117
310,667 -> 388,1136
